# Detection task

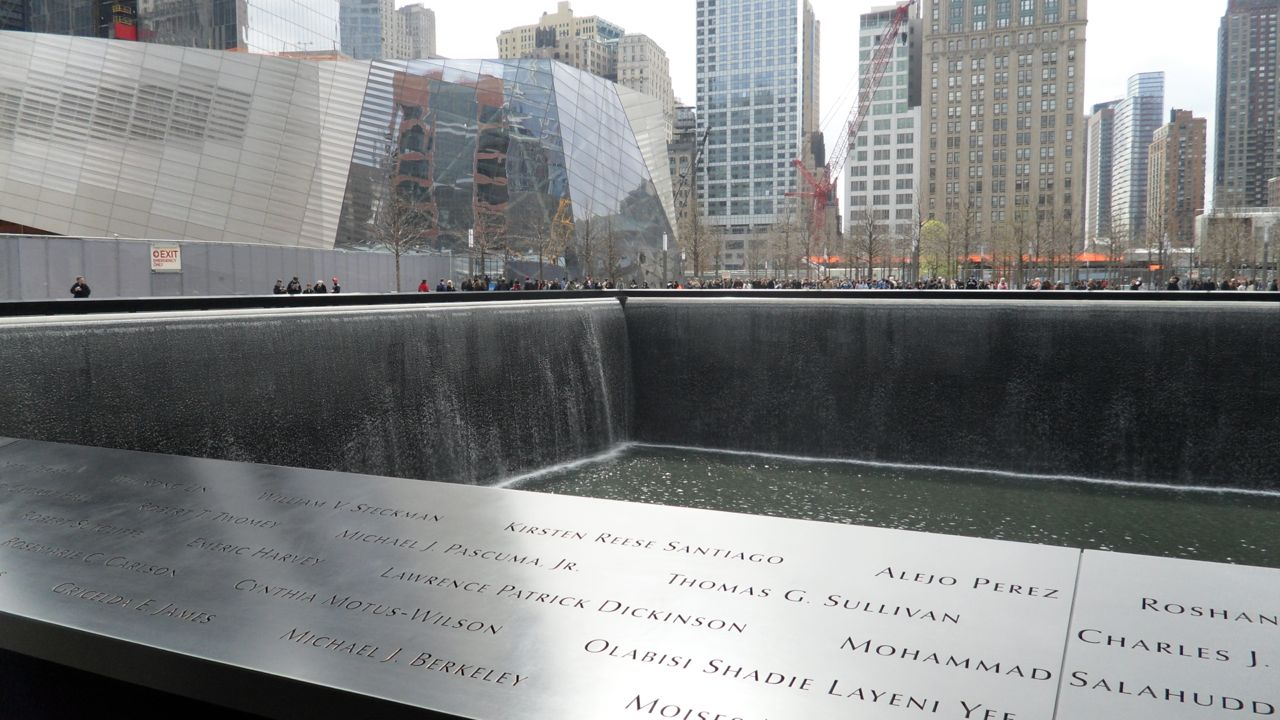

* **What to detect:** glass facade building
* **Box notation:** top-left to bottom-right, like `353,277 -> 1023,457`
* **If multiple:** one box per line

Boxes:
695,0 -> 820,230
1110,72 -> 1164,244
11,0 -> 340,52
0,32 -> 674,282
0,0 -> 26,30
337,58 -> 675,282
339,0 -> 393,60
139,0 -> 339,53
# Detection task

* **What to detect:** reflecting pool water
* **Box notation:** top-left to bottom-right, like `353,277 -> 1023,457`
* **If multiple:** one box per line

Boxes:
510,444 -> 1280,568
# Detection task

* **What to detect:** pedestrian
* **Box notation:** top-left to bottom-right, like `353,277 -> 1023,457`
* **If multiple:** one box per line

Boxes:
331,276 -> 342,293
435,278 -> 447,292
418,279 -> 430,293
286,277 -> 302,295
313,279 -> 328,293
70,276 -> 91,298
1166,276 -> 1180,291
272,279 -> 285,294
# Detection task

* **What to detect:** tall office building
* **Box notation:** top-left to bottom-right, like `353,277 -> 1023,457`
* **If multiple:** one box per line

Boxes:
1109,71 -> 1164,244
696,0 -> 820,269
845,4 -> 923,245
920,0 -> 1087,252
669,105 -> 700,231
341,0 -> 402,60
1214,0 -> 1279,208
399,4 -> 436,59
7,0 -> 340,52
19,0 -> 137,38
1083,100 -> 1117,245
618,34 -> 675,138
1147,109 -> 1207,248
139,0 -> 338,53
341,1 -> 435,61
0,0 -> 24,31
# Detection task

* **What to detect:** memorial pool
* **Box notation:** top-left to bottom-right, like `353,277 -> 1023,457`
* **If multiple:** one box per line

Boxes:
512,444 -> 1280,569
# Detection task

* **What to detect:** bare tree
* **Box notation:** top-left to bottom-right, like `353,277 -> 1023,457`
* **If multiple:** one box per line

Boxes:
1203,210 -> 1253,283
1007,210 -> 1033,287
1056,209 -> 1082,285
1143,199 -> 1170,288
946,207 -> 979,282
678,199 -> 716,280
371,142 -> 435,292
573,215 -> 597,282
520,199 -> 571,286
602,217 -> 624,283
766,200 -> 803,281
850,207 -> 889,282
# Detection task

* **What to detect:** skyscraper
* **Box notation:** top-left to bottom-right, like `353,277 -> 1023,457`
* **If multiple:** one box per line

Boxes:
1214,0 -> 1279,208
1083,100 -> 1118,246
0,0 -> 23,30
340,0 -> 402,60
1110,71 -> 1164,244
618,34 -> 676,138
696,0 -> 820,271
1147,109 -> 1207,249
920,0 -> 1088,275
139,0 -> 338,53
20,0 -> 137,38
399,4 -> 436,59
845,4 -> 923,260
496,3 -> 674,136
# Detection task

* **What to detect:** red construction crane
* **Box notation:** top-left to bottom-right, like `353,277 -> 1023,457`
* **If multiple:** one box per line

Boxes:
789,0 -> 915,241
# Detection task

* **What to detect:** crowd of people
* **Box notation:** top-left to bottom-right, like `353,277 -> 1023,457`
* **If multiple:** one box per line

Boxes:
273,277 -> 341,294
414,274 -> 1280,292
419,276 -> 635,292
65,272 -> 1280,298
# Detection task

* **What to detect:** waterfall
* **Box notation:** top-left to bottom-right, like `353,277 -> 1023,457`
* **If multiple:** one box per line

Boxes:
0,300 -> 630,485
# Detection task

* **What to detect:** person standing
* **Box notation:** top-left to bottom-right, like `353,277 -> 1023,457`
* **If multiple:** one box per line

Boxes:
331,277 -> 342,293
313,279 -> 328,293
70,276 -> 91,298
272,279 -> 285,294
286,277 -> 302,295
418,279 -> 430,293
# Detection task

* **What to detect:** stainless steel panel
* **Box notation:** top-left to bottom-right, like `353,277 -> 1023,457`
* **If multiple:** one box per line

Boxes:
1058,551 -> 1280,718
0,439 -> 1081,719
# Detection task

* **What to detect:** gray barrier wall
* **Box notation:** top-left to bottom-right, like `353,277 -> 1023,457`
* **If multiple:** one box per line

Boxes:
0,235 -> 459,299
626,298 -> 1280,489
0,301 -> 630,485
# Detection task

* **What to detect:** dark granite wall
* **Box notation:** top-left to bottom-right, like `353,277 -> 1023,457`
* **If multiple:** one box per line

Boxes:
625,298 -> 1280,489
1,296 -> 1276,488
0,301 -> 630,485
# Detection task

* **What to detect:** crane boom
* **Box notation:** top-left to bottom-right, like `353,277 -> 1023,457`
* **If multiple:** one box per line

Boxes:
826,1 -> 913,181
788,0 -> 915,244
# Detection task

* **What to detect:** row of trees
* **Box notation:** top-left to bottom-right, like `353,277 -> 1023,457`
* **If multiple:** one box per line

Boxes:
372,185 -> 642,290
677,192 -> 1274,286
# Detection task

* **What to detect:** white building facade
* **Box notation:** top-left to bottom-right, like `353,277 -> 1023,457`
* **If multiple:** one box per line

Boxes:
845,4 -> 923,257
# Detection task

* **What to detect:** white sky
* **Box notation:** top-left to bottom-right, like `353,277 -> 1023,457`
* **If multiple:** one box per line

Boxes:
422,0 -> 1225,189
